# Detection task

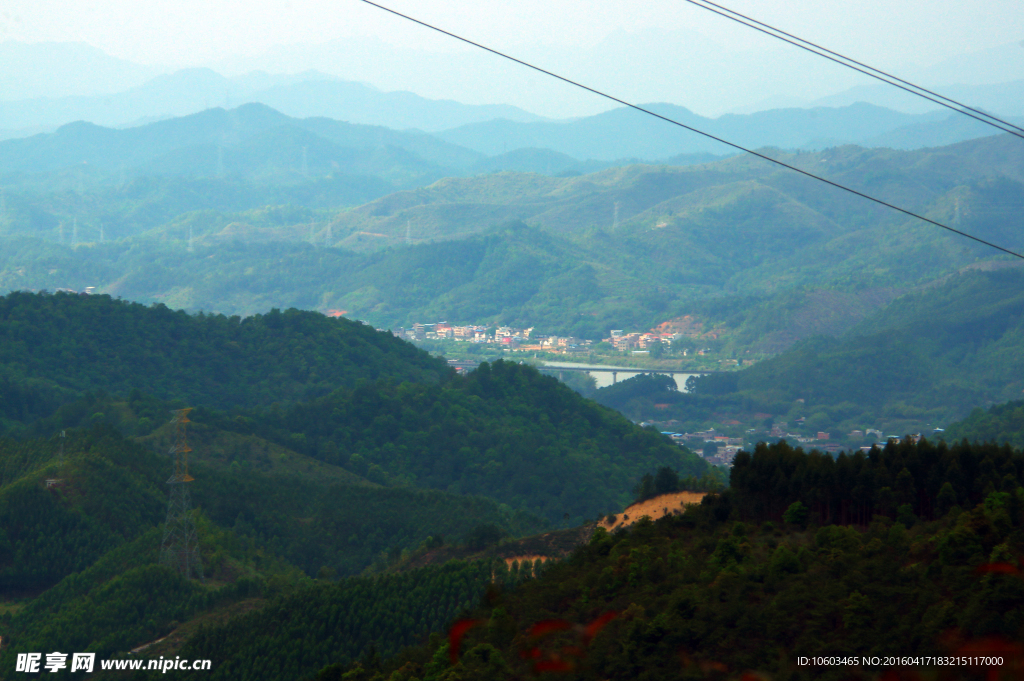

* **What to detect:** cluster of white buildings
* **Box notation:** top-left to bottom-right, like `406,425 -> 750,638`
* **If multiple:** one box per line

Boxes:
391,322 -> 592,352
393,322 -> 497,342
604,329 -> 680,353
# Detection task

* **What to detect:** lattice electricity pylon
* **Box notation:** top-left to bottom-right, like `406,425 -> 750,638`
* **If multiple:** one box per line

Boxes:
160,408 -> 204,581
45,430 -> 67,489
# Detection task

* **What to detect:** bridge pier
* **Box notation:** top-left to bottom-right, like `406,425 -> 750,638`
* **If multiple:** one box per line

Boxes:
612,371 -> 617,384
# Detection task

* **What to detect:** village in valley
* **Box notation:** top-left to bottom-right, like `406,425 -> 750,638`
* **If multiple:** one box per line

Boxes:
383,314 -> 930,470
387,314 -> 747,359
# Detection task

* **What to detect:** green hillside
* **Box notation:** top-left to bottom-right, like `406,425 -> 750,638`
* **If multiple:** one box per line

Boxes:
292,436 -> 1024,679
0,290 -> 449,427
0,293 -> 708,524
944,399 -> 1024,450
109,437 -> 1024,681
0,223 -> 700,338
619,266 -> 1024,436
194,358 -> 708,524
0,364 -> 697,676
0,420 -> 547,674
174,561 -> 496,681
736,266 -> 1024,417
0,175 -> 395,243
2,134 -> 1022,351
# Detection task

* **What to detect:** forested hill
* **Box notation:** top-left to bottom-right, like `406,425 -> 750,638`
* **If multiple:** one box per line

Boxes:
201,359 -> 710,523
0,291 -> 449,423
945,399 -> 1024,450
673,266 -> 1024,430
143,437 -> 1024,681
0,103 -> 483,178
0,290 -> 710,523
0,423 -> 545,674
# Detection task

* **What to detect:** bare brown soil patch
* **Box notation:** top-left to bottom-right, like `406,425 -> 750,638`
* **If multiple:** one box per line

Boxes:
599,491 -> 706,531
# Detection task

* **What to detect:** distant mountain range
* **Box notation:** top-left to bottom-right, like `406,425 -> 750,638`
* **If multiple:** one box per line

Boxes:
807,79 -> 1024,118
437,102 -> 1021,160
0,103 -> 484,182
2,97 -> 1020,194
0,66 -> 545,140
2,38 -> 1021,160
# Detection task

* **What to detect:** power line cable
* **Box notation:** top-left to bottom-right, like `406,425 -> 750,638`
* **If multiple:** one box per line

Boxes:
682,0 -> 1024,140
357,0 -> 1024,261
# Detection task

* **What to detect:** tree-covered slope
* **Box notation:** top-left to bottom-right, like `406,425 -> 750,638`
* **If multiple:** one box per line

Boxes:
296,438 -> 1024,681
667,266 -> 1024,431
0,420 -> 548,674
1,415 -> 545,584
0,291 -> 450,423
0,426 -> 166,593
174,561 -> 496,681
0,290 -> 709,523
0,222 -> 699,338
208,359 -> 709,524
944,400 -> 1024,450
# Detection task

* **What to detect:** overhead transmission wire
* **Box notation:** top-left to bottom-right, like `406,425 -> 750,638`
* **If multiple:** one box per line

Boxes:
682,0 -> 1024,140
357,0 -> 1024,261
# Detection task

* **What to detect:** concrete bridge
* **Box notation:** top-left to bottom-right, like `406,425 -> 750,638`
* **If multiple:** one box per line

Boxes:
447,360 -> 723,384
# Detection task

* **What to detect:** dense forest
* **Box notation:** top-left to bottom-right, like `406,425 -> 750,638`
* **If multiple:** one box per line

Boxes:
3,375 -> 1023,678
945,400 -> 1024,450
0,292 -> 717,679
0,290 -> 449,429
174,561 -> 499,681
321,438 -> 1024,681
69,436 -> 1022,681
0,292 -> 709,524
0,423 -> 547,675
201,359 -> 708,523
3,66 -> 1024,681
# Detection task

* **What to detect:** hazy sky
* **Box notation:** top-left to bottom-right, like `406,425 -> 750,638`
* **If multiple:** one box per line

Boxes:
3,0 -> 1023,117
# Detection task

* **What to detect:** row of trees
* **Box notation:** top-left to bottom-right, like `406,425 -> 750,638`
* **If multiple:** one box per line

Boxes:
632,466 -> 725,503
726,437 -> 1020,525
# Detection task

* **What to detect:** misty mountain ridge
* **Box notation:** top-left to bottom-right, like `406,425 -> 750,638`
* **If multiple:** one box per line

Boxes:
437,101 -> 1019,160
0,103 -> 485,181
0,66 -> 546,140
2,134 -> 1021,345
0,40 -> 160,101
1,97 -> 1017,194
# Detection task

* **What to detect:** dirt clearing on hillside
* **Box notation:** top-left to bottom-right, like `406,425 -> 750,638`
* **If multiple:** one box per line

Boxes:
599,491 -> 707,531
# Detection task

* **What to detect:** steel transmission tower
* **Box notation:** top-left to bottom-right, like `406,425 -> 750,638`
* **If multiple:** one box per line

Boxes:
45,430 -> 66,489
160,408 -> 204,581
